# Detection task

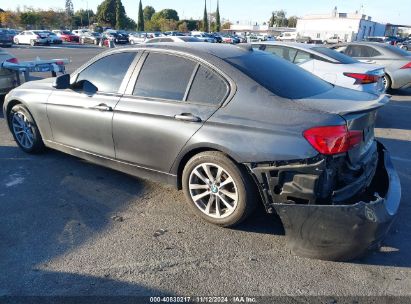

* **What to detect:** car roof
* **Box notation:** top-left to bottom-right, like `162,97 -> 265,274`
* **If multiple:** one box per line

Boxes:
126,42 -> 254,59
253,41 -> 318,51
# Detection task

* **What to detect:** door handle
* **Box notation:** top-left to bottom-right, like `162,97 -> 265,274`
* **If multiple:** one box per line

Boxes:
174,113 -> 202,122
91,104 -> 113,112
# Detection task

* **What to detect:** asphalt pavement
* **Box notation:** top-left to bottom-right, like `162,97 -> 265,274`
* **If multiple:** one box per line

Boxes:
0,44 -> 410,297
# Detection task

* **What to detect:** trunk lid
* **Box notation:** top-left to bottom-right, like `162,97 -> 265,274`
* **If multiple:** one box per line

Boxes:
297,86 -> 389,164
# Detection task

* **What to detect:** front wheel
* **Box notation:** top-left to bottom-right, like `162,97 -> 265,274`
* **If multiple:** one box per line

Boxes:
8,104 -> 45,154
182,151 -> 257,227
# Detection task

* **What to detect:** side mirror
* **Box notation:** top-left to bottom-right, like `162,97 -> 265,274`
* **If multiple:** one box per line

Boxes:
52,74 -> 70,89
82,80 -> 98,95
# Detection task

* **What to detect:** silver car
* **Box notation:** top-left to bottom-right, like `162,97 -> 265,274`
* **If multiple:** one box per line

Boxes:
331,42 -> 411,90
0,49 -> 17,95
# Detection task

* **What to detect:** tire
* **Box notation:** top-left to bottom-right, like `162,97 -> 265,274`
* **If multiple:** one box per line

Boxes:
14,39 -> 19,45
30,40 -> 35,47
182,151 -> 257,227
383,74 -> 392,91
8,104 -> 45,154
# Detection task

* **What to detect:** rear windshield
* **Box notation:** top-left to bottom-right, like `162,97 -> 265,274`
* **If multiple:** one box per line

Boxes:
383,44 -> 410,56
312,47 -> 358,64
224,50 -> 333,99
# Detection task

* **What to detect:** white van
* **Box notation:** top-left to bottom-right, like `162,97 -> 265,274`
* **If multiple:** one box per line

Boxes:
277,32 -> 297,42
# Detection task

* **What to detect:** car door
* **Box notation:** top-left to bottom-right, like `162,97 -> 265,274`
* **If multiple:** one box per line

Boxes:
113,51 -> 230,173
46,51 -> 139,158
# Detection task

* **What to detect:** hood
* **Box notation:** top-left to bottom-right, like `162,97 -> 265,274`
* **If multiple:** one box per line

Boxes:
16,77 -> 54,90
295,86 -> 389,116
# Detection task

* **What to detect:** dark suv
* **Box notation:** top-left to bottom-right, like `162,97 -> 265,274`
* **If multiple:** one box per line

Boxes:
3,44 -> 401,261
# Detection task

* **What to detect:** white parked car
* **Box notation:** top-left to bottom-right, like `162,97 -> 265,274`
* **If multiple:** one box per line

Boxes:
13,30 -> 50,46
129,32 -> 149,44
72,29 -> 90,37
253,42 -> 385,95
325,35 -> 342,44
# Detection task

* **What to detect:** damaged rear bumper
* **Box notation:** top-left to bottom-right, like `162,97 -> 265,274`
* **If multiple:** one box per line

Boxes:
249,142 -> 401,261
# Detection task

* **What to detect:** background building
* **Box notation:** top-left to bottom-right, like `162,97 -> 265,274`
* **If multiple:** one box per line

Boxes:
296,7 -> 397,42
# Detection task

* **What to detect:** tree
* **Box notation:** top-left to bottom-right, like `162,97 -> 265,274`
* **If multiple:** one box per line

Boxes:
202,0 -> 208,32
178,21 -> 188,33
269,10 -> 288,27
115,0 -> 126,29
73,9 -> 94,27
152,9 -> 179,21
287,16 -> 298,28
96,0 -> 116,27
137,0 -> 144,31
65,0 -> 74,17
143,5 -> 155,21
222,21 -> 231,30
178,19 -> 198,31
20,11 -> 40,28
215,0 -> 221,32
0,10 -> 20,28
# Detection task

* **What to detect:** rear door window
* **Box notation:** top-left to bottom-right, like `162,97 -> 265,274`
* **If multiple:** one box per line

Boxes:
187,66 -> 229,105
133,53 -> 196,101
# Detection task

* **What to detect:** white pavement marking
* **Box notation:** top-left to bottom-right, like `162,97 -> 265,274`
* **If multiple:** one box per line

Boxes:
5,174 -> 25,188
375,128 -> 411,142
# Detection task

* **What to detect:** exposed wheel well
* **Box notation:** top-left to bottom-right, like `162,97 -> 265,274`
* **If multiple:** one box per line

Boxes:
5,100 -> 22,128
177,147 -> 221,190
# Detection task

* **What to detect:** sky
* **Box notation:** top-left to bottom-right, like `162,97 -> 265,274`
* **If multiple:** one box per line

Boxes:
3,0 -> 411,25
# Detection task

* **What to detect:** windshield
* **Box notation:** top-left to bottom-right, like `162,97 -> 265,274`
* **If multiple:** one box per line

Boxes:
312,47 -> 358,64
224,50 -> 333,99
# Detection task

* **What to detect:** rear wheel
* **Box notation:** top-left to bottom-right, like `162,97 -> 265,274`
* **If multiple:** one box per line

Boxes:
14,38 -> 19,45
8,104 -> 45,154
383,74 -> 392,91
182,151 -> 257,227
30,40 -> 35,47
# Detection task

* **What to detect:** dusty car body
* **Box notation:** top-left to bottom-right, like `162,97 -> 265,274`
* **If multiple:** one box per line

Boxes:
3,44 -> 401,261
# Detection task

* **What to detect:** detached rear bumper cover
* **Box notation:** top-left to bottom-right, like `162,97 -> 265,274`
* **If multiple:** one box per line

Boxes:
252,142 -> 401,261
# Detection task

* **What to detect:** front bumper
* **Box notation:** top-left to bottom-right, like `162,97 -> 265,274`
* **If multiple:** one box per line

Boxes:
252,142 -> 401,261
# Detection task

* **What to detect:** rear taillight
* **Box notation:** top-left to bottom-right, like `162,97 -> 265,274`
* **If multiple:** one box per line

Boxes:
303,125 -> 363,155
36,35 -> 40,39
400,62 -> 411,69
343,72 -> 380,84
6,58 -> 18,64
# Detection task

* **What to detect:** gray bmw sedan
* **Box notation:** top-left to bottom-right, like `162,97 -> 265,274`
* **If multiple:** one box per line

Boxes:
3,43 -> 401,261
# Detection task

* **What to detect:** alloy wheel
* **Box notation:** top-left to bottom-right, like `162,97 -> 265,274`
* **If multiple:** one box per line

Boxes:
12,112 -> 35,149
188,163 -> 238,219
382,75 -> 390,91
